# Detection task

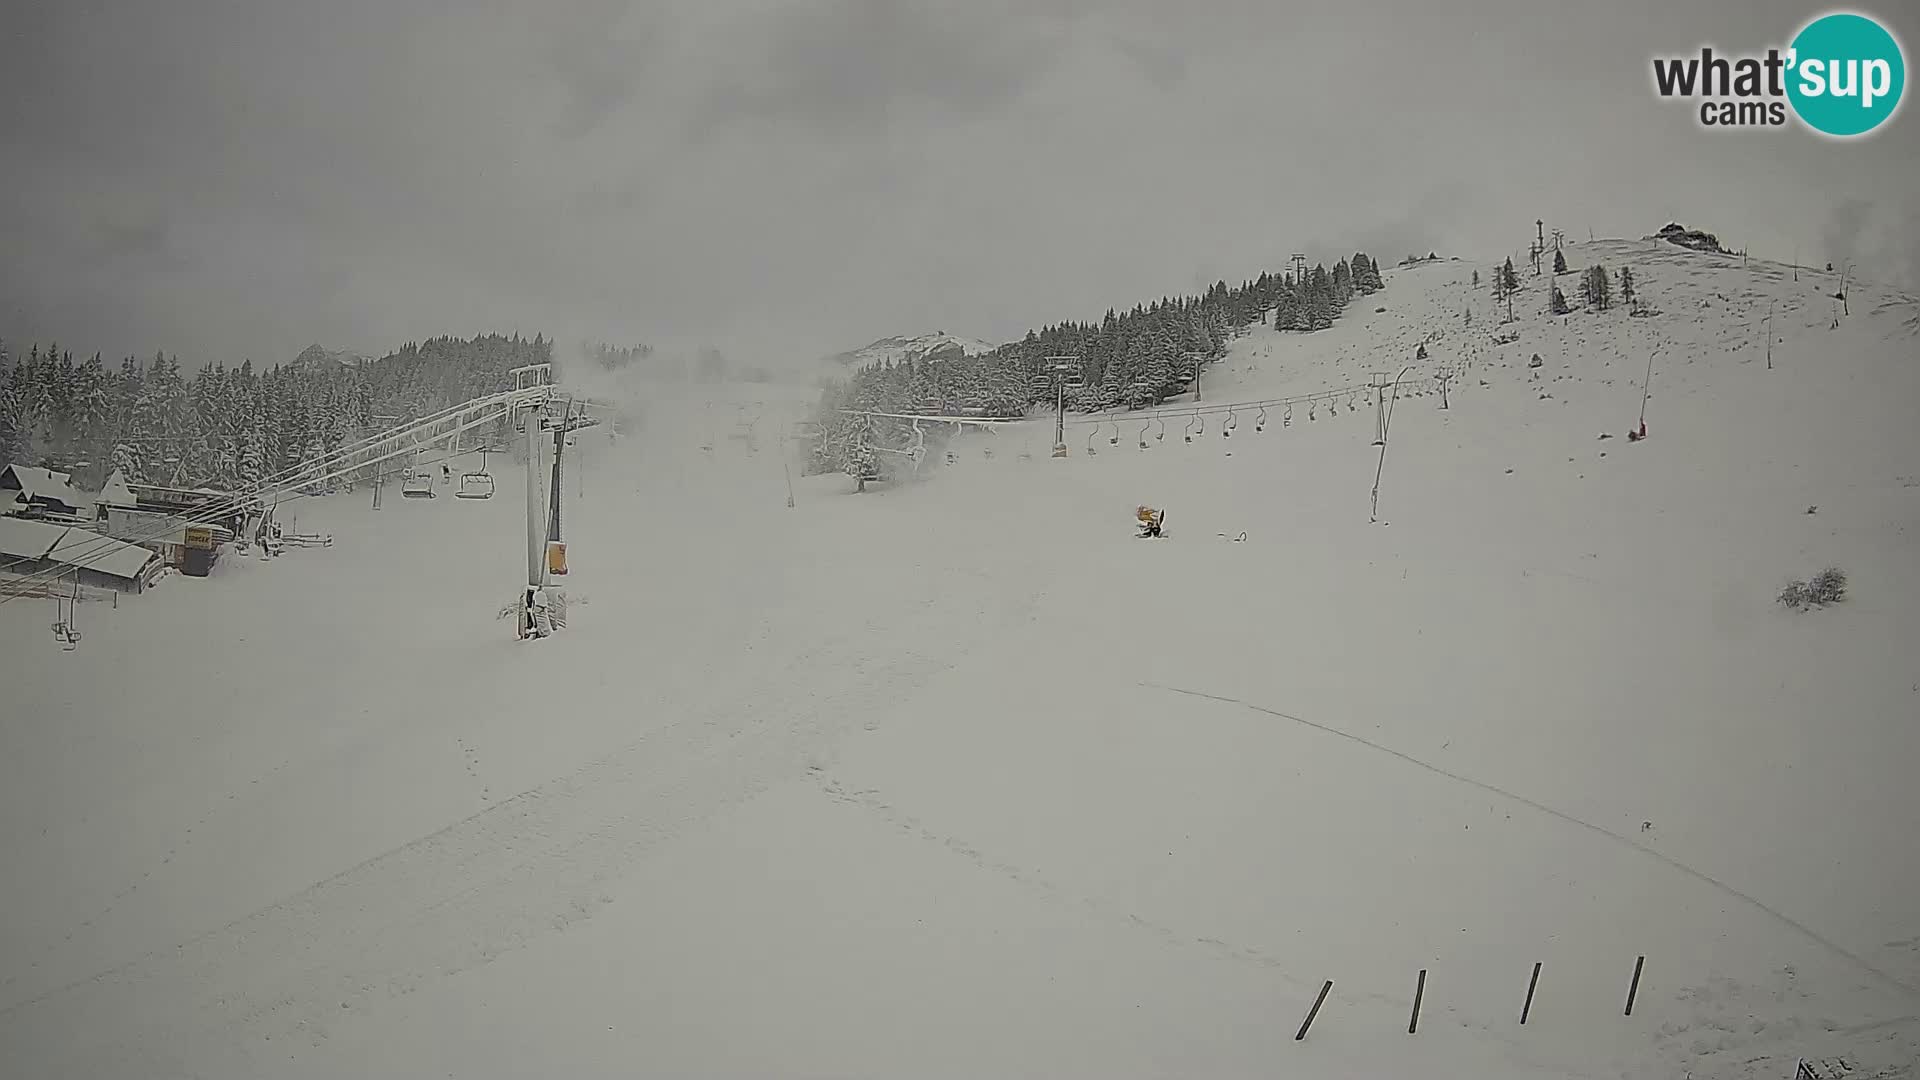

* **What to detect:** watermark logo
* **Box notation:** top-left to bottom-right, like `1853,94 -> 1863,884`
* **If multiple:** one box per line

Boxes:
1651,10 -> 1906,137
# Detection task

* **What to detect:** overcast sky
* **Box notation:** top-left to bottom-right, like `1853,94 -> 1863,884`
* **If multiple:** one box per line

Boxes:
3,0 -> 1916,372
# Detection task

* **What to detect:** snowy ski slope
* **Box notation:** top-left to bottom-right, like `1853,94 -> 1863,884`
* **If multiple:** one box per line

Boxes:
1,239 -> 1916,1079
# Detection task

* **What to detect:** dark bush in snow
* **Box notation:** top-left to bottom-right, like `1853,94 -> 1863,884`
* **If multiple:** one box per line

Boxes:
1808,566 -> 1848,605
1653,222 -> 1731,254
1778,566 -> 1848,610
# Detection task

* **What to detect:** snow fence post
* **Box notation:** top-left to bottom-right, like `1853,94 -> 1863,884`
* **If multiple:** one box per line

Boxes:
1624,955 -> 1645,1016
1294,980 -> 1332,1041
1520,961 -> 1542,1025
1408,969 -> 1427,1034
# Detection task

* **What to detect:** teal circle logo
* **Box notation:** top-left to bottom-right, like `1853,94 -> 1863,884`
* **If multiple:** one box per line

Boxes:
1787,12 -> 1906,137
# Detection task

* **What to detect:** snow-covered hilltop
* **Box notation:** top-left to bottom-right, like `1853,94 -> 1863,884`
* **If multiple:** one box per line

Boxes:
819,330 -> 1000,371
292,343 -> 373,369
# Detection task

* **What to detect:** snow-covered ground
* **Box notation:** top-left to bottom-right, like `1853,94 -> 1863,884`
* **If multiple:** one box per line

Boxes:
2,240 -> 1917,1079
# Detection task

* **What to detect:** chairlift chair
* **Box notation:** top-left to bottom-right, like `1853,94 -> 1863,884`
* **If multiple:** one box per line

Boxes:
402,470 -> 435,498
457,447 -> 496,500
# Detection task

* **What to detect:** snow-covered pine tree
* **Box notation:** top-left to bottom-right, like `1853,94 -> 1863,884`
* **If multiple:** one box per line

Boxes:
1307,265 -> 1335,330
1472,269 -> 1481,290
114,355 -> 140,427
48,347 -> 77,465
131,353 -> 168,480
279,391 -> 313,478
109,440 -> 143,485
843,412 -> 878,482
179,426 -> 216,488
1272,276 -> 1304,331
1553,248 -> 1569,275
1348,254 -> 1376,295
7,345 -> 42,463
155,353 -> 195,481
1549,283 -> 1570,315
75,353 -> 113,488
1501,257 -> 1520,292
322,381 -> 353,453
1619,265 -> 1636,308
1581,264 -> 1611,310
0,353 -> 27,467
1359,253 -> 1385,291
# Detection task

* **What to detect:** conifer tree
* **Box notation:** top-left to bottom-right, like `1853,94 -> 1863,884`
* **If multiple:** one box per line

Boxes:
1581,264 -> 1612,310
1553,248 -> 1569,275
1550,283 -> 1570,315
1358,253 -> 1384,291
109,440 -> 143,484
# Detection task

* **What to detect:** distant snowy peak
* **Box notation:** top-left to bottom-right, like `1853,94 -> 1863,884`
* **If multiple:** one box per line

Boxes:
294,344 -> 372,369
824,331 -> 1000,370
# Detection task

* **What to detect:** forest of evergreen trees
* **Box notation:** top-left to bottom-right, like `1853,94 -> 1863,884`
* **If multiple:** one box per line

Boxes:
580,340 -> 655,371
810,253 -> 1385,476
572,340 -> 770,384
0,333 -> 552,492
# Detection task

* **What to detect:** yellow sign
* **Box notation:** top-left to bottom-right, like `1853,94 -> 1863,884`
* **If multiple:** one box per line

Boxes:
184,526 -> 215,549
546,541 -> 568,576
